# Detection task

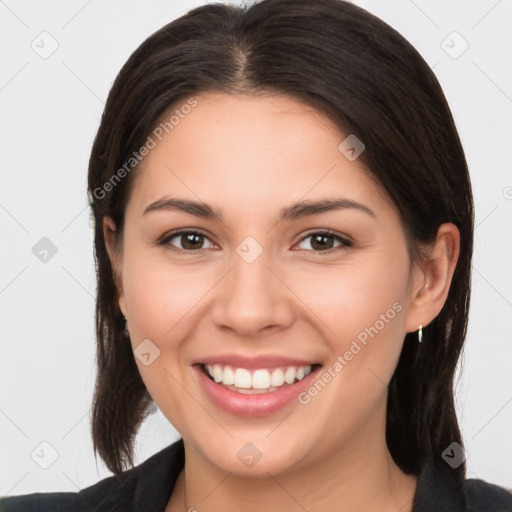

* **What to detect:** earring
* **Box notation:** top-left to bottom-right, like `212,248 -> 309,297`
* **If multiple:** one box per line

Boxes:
418,324 -> 423,343
123,317 -> 129,337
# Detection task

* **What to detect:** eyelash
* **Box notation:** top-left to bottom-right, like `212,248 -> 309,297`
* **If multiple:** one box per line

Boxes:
157,229 -> 353,255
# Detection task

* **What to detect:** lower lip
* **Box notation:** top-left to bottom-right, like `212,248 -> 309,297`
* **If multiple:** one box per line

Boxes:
194,365 -> 321,417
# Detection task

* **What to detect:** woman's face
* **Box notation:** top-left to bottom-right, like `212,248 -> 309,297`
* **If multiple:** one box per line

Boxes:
106,92 -> 425,477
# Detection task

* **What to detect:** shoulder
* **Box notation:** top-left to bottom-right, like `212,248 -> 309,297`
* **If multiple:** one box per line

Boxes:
0,439 -> 185,512
0,476 -> 123,512
463,477 -> 512,511
413,462 -> 512,511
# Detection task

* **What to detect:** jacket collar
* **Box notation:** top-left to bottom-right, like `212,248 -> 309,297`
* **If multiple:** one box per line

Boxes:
412,461 -> 466,512
130,438 -> 185,511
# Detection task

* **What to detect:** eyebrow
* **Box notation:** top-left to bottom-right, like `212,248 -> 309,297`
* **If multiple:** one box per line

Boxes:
142,196 -> 376,221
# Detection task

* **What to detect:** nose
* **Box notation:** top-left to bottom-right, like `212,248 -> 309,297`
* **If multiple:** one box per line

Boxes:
210,247 -> 294,338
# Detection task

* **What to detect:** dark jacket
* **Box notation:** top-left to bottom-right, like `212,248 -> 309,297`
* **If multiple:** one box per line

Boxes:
1,438 -> 511,511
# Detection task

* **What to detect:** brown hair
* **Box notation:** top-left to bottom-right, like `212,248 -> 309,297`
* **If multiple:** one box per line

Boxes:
88,0 -> 473,482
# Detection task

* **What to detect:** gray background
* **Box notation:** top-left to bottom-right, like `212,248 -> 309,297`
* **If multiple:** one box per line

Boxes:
1,0 -> 511,495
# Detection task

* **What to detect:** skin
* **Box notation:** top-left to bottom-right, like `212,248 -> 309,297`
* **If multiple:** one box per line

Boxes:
103,92 -> 460,512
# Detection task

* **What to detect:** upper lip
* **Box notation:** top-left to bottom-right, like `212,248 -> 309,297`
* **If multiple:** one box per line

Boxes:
193,353 -> 321,370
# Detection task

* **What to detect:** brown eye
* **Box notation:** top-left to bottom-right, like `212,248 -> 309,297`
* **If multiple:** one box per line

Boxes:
295,230 -> 352,253
158,229 -> 352,254
159,230 -> 215,251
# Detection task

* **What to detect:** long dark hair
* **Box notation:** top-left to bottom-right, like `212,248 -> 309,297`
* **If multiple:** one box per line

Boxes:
87,0 -> 473,482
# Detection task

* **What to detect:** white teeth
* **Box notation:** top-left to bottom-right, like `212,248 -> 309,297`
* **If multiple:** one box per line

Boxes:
252,369 -> 271,389
284,367 -> 296,384
223,365 -> 234,385
270,368 -> 285,387
204,364 -> 313,391
212,364 -> 223,383
233,368 -> 252,388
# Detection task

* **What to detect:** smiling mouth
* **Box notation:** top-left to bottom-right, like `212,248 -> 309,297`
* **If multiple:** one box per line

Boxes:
199,363 -> 323,394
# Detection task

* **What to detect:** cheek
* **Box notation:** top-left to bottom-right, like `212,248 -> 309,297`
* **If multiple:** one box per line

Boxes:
289,260 -> 409,427
121,237 -> 209,344
287,255 -> 411,415
120,248 -> 215,432
290,256 -> 409,345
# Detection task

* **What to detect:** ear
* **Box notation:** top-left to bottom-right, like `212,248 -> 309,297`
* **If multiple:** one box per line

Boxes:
405,223 -> 460,334
103,216 -> 127,317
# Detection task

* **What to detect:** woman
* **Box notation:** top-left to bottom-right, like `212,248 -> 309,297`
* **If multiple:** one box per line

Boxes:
2,0 -> 511,510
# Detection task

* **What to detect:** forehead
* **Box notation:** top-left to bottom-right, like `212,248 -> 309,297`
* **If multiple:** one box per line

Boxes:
126,92 -> 395,220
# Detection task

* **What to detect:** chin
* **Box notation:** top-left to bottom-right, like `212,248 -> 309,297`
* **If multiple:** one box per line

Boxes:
193,434 -> 315,478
